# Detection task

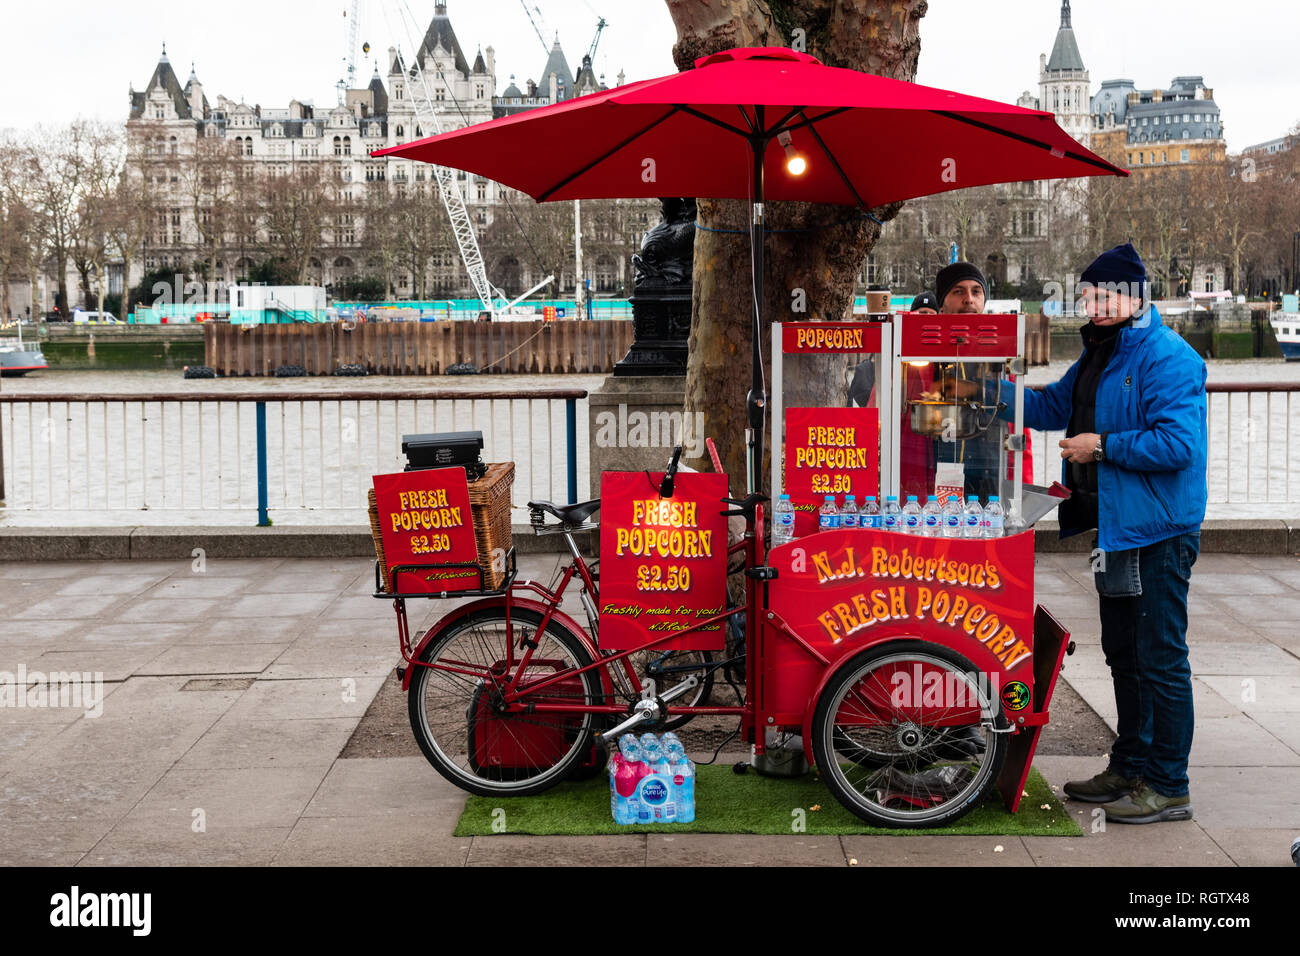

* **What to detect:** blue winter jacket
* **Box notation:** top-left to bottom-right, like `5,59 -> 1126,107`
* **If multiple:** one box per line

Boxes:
1000,305 -> 1207,551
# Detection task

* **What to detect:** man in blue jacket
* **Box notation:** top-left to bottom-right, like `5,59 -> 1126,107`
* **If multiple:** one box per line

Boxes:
1028,243 -> 1207,823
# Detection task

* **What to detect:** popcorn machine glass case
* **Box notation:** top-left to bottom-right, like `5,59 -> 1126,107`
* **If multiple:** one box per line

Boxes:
891,312 -> 1027,528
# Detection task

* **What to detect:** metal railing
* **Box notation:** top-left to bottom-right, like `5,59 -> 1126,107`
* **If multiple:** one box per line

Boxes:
0,390 -> 585,526
1027,383 -> 1300,512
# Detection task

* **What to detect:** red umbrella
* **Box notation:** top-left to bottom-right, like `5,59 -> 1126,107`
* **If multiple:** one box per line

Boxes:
376,47 -> 1127,492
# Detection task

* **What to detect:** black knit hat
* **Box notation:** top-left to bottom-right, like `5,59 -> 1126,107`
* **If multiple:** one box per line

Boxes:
936,262 -> 987,305
1081,242 -> 1147,296
910,291 -> 939,311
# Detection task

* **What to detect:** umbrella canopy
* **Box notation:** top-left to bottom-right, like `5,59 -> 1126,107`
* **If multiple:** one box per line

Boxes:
375,47 -> 1126,207
376,46 -> 1127,495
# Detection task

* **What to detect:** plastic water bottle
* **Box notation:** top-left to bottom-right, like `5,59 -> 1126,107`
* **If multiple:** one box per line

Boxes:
840,494 -> 859,529
638,738 -> 676,823
671,753 -> 696,823
881,495 -> 902,532
860,496 -> 881,529
614,735 -> 646,825
941,495 -> 963,538
773,494 -> 795,545
984,496 -> 1005,538
819,495 -> 839,531
963,497 -> 984,538
921,495 -> 941,537
901,495 -> 922,534
660,733 -> 685,760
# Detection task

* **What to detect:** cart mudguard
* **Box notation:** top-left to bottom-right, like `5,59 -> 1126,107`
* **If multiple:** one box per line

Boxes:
402,597 -> 612,699
795,634 -> 1014,769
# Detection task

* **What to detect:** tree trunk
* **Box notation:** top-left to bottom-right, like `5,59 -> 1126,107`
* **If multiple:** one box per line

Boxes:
665,0 -> 927,489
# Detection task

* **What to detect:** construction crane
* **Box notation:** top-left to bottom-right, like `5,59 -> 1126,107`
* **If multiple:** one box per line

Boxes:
586,17 -> 607,64
337,0 -> 362,106
378,1 -> 552,317
519,2 -> 553,56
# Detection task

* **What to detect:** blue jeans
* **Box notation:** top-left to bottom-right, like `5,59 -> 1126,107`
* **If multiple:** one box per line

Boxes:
1097,531 -> 1200,797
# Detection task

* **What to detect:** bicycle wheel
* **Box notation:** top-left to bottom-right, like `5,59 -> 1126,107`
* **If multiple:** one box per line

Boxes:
408,606 -> 604,797
811,641 -> 1007,829
624,648 -> 715,730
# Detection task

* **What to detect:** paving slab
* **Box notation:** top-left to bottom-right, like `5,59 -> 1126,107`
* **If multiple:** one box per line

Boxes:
249,569 -> 368,594
644,832 -> 846,867
838,834 -> 1036,866
79,823 -> 293,867
1181,766 -> 1300,829
110,598 -> 219,624
143,575 -> 252,599
28,647 -> 168,683
77,621 -> 198,646
0,758 -> 176,825
123,766 -> 333,830
89,676 -> 246,723
1199,675 -> 1300,713
1189,716 -> 1300,767
469,834 -> 648,867
302,756 -> 465,819
1247,711 -> 1300,753
175,716 -> 356,771
274,816 -> 471,866
136,643 -> 287,677
262,647 -> 399,680
223,676 -> 384,721
181,617 -> 307,644
1187,643 -> 1300,675
24,715 -> 218,768
0,819 -> 118,866
218,592 -> 338,619
13,594 -> 124,620
1201,827 -> 1300,867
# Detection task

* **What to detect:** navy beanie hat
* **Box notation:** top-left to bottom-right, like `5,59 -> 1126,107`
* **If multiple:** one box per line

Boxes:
1081,242 -> 1147,295
910,291 -> 939,311
936,262 -> 987,304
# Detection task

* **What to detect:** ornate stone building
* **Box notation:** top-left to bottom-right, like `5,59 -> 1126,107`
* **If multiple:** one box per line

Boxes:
119,2 -> 638,304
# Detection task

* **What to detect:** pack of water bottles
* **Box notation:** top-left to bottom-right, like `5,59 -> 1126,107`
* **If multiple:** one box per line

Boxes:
609,732 -> 696,825
772,491 -> 1005,543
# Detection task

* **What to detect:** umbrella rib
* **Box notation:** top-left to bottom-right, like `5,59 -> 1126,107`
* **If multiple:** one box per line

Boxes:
780,106 -> 852,135
931,110 -> 1125,175
536,106 -> 681,201
674,105 -> 753,140
796,109 -> 870,210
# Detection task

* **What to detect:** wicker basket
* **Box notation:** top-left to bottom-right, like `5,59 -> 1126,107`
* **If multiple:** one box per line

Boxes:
368,463 -> 514,594
467,462 -> 515,591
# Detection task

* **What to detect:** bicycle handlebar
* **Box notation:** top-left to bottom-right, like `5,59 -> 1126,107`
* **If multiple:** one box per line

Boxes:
658,444 -> 683,498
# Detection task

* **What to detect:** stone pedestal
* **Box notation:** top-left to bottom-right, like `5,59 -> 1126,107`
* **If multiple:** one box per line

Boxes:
612,287 -> 691,376
587,375 -> 691,500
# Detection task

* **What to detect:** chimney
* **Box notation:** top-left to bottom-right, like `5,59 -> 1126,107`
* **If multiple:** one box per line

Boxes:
1039,53 -> 1047,75
1152,89 -> 1162,102
548,72 -> 558,103
485,45 -> 495,82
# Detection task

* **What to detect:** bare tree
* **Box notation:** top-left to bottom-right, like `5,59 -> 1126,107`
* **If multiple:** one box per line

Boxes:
68,124 -> 124,316
260,163 -> 339,284
26,122 -> 99,314
0,139 -> 39,321
184,132 -> 241,285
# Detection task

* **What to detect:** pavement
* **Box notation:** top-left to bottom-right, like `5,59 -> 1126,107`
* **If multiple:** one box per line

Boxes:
1,551 -> 1297,867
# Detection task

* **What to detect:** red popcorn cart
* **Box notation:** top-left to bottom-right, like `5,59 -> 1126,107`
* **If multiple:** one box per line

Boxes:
372,313 -> 1072,828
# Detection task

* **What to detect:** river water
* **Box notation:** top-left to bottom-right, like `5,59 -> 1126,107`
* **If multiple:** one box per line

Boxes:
2,360 -> 1299,526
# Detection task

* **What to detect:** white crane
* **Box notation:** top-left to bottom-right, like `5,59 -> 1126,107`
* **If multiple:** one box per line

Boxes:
372,1 -> 552,318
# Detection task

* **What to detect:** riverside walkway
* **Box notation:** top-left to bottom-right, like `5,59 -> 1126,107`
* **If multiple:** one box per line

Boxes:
1,551 -> 1296,866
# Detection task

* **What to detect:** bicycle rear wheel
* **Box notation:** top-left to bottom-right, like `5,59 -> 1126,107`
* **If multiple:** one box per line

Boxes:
408,606 -> 604,797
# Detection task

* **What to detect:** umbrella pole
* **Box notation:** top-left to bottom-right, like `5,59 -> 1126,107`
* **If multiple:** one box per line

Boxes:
746,134 -> 766,498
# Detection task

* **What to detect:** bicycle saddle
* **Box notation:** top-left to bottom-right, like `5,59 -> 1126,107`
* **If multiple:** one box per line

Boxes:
527,499 -> 601,525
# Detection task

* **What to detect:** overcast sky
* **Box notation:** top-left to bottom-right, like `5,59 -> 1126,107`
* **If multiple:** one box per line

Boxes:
4,1 -> 1294,151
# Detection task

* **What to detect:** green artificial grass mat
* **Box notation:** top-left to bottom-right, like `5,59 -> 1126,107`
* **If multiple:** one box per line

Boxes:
454,764 -> 1082,837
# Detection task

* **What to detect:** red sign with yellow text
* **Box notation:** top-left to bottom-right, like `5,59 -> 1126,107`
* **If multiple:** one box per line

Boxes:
762,529 -> 1036,724
783,407 -> 879,536
372,469 -> 480,593
598,471 -> 728,651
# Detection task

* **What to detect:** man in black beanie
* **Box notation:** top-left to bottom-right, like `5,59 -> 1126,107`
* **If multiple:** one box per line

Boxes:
936,262 -> 987,314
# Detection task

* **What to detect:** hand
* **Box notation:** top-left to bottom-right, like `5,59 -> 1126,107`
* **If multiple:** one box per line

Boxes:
1059,433 -> 1100,463
943,379 -> 982,401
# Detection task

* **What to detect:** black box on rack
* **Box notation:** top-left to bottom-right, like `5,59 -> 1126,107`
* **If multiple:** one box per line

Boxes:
401,431 -> 486,481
